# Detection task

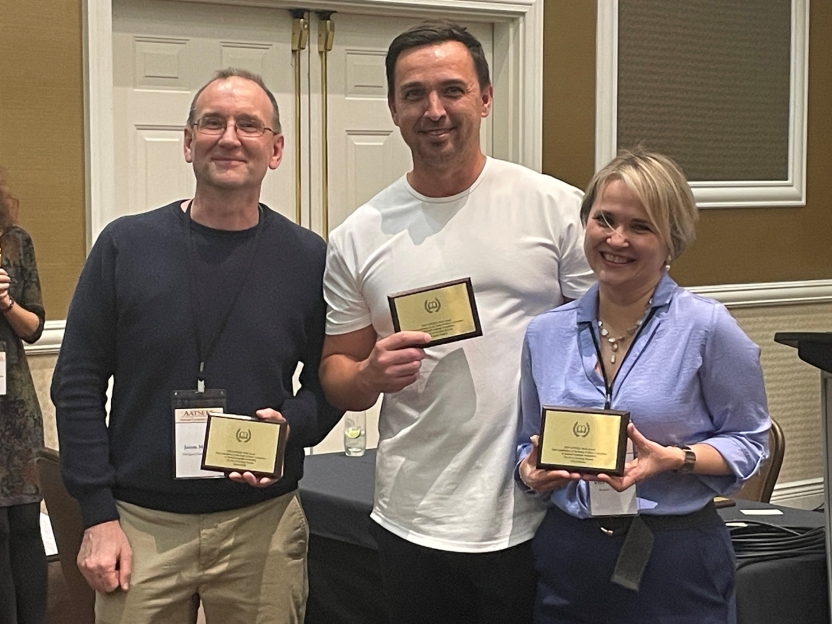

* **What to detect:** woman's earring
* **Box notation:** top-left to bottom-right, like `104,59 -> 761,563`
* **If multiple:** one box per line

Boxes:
665,255 -> 672,271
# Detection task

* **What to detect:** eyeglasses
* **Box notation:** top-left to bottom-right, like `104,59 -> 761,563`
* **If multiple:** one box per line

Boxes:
193,115 -> 277,138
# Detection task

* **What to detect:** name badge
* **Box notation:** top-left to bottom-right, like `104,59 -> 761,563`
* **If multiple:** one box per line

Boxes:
171,389 -> 226,479
589,439 -> 637,517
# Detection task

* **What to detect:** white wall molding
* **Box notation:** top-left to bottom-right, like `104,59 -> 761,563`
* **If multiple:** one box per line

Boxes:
24,321 -> 65,356
690,279 -> 832,309
770,477 -> 824,510
83,0 -> 116,250
596,0 -> 809,209
181,0 -> 537,16
34,279 -> 831,356
85,0 -> 543,244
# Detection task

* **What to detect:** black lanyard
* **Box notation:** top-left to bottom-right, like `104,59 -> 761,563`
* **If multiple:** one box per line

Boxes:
589,307 -> 657,409
184,201 -> 265,391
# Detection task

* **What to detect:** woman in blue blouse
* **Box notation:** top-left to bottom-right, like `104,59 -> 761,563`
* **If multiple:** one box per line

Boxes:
516,150 -> 769,623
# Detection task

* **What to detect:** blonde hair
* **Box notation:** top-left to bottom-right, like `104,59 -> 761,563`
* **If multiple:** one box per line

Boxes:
580,149 -> 698,260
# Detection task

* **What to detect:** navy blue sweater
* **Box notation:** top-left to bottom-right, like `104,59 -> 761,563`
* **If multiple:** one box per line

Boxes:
52,202 -> 343,528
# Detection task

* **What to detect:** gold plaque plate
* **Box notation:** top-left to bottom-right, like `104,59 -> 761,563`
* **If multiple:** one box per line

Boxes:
388,278 -> 482,347
201,413 -> 288,479
537,405 -> 629,476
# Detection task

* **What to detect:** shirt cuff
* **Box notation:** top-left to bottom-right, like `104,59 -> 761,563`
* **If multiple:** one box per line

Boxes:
78,488 -> 120,529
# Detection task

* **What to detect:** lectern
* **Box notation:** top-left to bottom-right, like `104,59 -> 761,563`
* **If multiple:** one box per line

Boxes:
774,332 -> 832,619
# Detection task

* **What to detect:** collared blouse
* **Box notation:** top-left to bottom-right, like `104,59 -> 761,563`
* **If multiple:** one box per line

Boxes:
516,273 -> 770,518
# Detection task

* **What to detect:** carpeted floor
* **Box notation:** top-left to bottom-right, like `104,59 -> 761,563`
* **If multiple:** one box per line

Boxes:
47,559 -> 76,624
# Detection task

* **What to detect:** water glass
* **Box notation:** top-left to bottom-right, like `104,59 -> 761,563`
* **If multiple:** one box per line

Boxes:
344,412 -> 366,457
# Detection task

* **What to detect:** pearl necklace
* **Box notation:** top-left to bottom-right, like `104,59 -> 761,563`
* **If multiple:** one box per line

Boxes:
597,299 -> 653,365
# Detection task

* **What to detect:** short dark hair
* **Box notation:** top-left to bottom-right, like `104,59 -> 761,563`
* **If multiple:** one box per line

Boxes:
385,20 -> 491,99
186,68 -> 281,133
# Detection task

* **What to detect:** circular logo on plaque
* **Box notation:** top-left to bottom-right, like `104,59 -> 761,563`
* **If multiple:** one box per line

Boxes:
572,421 -> 590,438
424,298 -> 441,314
236,428 -> 252,443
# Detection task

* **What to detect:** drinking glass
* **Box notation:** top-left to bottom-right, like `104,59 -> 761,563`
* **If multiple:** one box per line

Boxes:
344,412 -> 366,457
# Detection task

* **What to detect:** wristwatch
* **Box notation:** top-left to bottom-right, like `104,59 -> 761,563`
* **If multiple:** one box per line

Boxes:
673,445 -> 696,474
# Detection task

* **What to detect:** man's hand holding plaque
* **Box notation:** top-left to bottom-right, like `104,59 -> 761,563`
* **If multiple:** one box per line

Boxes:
359,331 -> 432,395
202,408 -> 289,485
388,278 -> 482,347
537,406 -> 629,476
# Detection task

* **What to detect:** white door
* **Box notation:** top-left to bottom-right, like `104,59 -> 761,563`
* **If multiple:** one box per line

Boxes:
112,0 -> 297,222
112,1 -> 495,455
311,13 -> 493,234
308,13 -> 493,453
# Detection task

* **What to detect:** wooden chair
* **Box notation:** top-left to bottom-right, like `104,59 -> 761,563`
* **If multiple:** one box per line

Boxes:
734,419 -> 786,503
35,447 -> 95,624
36,448 -> 211,623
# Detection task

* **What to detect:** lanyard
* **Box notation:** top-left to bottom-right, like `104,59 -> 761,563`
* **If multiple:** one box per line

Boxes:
589,307 -> 657,409
184,201 -> 265,392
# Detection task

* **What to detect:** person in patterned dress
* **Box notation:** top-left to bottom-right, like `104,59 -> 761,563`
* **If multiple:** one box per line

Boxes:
0,167 -> 47,624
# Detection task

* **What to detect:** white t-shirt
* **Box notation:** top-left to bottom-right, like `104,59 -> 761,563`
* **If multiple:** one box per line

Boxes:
324,157 -> 594,552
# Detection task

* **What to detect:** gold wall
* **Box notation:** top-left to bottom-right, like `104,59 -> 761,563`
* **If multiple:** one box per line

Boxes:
3,2 -> 830,316
543,0 -> 832,287
0,0 -> 87,319
4,0 -> 830,495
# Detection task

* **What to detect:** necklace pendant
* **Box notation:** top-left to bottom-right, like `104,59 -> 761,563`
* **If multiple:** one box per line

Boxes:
610,353 -> 616,364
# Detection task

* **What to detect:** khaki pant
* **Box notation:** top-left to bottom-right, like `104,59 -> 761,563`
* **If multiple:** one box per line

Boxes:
95,491 -> 308,624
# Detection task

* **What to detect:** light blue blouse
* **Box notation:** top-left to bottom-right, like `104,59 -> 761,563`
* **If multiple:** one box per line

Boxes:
516,273 -> 770,518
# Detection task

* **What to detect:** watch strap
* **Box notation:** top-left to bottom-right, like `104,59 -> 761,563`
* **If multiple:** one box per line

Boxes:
673,445 -> 696,474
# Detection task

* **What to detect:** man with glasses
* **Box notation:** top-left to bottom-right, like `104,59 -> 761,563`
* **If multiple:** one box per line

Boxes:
52,69 -> 341,623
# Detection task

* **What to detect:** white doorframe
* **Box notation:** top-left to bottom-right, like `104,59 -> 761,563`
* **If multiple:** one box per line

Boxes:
83,0 -> 543,246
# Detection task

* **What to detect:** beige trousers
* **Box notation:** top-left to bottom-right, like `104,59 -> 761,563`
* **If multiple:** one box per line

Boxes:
95,490 -> 308,624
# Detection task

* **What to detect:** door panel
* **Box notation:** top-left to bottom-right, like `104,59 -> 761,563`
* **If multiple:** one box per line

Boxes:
113,0 -> 296,221
310,14 -> 494,455
317,13 -> 493,234
111,2 -> 496,455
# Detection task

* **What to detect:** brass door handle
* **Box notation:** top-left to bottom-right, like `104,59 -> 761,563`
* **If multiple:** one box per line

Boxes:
317,12 -> 335,237
290,11 -> 309,225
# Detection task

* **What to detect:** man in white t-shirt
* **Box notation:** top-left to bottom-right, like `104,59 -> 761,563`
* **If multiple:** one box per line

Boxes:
320,20 -> 593,623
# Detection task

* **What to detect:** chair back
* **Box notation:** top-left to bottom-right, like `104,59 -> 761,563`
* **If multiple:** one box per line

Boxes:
36,447 -> 95,624
734,419 -> 786,503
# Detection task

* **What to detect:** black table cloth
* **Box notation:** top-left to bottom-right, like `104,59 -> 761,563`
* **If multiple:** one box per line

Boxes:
299,450 -> 829,624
